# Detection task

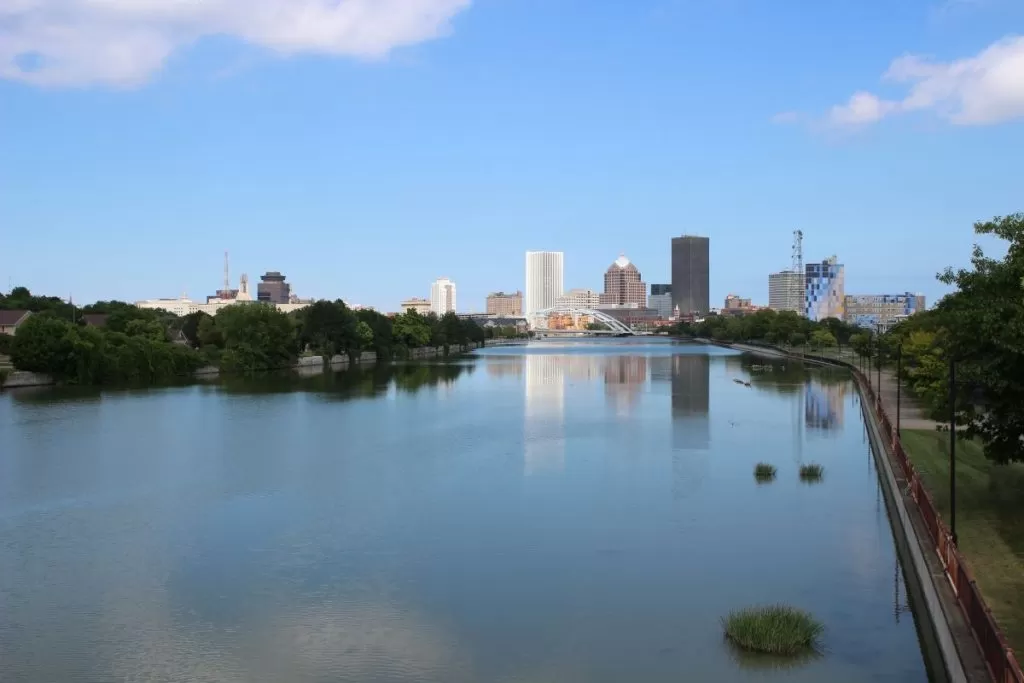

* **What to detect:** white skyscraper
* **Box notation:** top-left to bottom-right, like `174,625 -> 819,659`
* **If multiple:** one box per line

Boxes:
524,251 -> 564,323
430,277 -> 456,315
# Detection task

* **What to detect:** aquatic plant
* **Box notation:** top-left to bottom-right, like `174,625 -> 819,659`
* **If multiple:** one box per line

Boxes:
799,463 -> 825,482
723,605 -> 823,655
754,463 -> 777,481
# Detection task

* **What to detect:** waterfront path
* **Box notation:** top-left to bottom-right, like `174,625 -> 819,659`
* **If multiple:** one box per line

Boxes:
736,342 -> 943,431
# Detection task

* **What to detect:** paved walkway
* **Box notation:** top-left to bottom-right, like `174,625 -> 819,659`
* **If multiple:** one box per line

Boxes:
746,344 -> 943,431
866,365 -> 942,431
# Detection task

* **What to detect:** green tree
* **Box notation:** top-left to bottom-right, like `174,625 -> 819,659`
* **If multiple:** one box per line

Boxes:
439,312 -> 466,353
10,315 -> 78,377
215,304 -> 297,373
301,300 -> 355,358
356,321 -> 374,351
932,213 -> 1024,463
809,328 -> 837,350
180,311 -> 210,348
356,309 -> 394,359
392,310 -> 432,349
1,286 -> 77,319
125,318 -> 167,342
197,315 -> 224,348
850,332 -> 873,358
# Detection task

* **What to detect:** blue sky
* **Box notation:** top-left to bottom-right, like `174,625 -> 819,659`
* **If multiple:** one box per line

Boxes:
2,0 -> 1023,312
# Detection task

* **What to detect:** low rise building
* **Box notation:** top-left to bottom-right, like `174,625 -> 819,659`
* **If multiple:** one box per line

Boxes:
596,305 -> 660,330
400,297 -> 432,315
0,310 -> 31,335
844,293 -> 926,330
486,291 -> 523,316
136,296 -> 310,317
556,288 -> 601,309
720,294 -> 759,317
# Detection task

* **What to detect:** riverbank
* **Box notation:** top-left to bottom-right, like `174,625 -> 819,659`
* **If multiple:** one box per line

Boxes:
0,341 -> 507,391
900,429 -> 1024,656
729,339 -> 1021,681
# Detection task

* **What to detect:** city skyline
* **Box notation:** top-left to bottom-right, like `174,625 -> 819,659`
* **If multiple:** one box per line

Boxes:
4,2 -> 1020,310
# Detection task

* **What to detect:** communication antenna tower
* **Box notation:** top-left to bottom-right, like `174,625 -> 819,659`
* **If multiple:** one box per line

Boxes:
223,251 -> 230,293
791,230 -> 804,314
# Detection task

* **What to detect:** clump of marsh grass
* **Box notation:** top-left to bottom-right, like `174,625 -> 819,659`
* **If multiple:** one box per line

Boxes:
723,605 -> 823,655
799,463 -> 825,482
754,463 -> 777,482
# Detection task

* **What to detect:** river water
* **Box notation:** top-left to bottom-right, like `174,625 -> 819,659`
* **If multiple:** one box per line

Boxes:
0,339 -> 930,682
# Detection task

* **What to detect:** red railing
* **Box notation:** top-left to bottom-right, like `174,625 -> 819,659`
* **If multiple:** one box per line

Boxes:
849,363 -> 1024,683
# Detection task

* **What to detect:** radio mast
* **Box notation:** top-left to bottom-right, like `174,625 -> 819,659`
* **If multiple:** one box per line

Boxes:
223,251 -> 230,293
791,230 -> 804,314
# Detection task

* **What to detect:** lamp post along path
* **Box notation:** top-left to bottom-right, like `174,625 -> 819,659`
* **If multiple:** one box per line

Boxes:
896,345 -> 902,438
949,357 -> 958,546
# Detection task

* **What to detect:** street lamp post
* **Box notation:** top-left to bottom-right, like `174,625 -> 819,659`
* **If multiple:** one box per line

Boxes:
949,358 -> 958,545
896,344 -> 902,437
876,325 -> 882,402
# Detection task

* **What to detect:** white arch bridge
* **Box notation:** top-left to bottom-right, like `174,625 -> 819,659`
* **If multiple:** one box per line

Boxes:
531,305 -> 634,335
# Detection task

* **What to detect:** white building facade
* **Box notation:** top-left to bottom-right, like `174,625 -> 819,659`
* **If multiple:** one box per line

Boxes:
525,251 -> 564,324
555,288 -> 601,309
430,277 -> 457,315
136,296 -> 310,317
768,270 -> 804,315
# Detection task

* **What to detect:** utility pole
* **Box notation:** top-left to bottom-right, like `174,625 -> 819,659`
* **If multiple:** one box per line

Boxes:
949,358 -> 958,545
896,345 -> 902,437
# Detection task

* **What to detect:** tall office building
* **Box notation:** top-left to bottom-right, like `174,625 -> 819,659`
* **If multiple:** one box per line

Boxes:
257,271 -> 291,304
599,254 -> 647,307
648,284 -> 672,320
430,277 -> 457,315
768,271 -> 804,314
486,291 -> 523,316
651,283 -> 671,296
805,256 -> 845,321
524,251 -> 564,321
671,236 -> 710,316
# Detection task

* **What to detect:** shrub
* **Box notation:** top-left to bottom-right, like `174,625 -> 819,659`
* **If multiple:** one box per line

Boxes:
799,464 -> 824,482
754,463 -> 777,481
723,605 -> 823,655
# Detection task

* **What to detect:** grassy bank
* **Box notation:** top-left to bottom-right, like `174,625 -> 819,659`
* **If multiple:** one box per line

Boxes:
900,429 -> 1024,653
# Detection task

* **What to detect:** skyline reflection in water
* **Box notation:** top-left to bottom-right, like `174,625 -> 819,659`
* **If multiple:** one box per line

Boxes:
0,341 -> 928,683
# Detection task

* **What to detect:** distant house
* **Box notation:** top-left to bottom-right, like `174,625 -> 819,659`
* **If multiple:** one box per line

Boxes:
0,310 -> 32,336
80,314 -> 110,328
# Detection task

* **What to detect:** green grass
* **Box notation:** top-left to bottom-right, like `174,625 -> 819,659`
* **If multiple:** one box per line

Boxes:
901,429 -> 1024,654
754,463 -> 777,482
722,605 -> 824,655
799,463 -> 825,482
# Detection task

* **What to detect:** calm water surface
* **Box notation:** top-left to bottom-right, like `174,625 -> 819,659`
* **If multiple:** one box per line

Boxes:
0,340 -> 930,682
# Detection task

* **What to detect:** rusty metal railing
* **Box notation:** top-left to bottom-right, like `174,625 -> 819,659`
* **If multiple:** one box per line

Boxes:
848,357 -> 1022,683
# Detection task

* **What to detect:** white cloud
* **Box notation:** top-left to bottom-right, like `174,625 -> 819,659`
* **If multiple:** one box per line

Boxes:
825,35 -> 1024,127
0,0 -> 473,87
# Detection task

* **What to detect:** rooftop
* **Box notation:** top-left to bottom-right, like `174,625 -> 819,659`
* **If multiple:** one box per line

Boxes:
0,310 -> 31,327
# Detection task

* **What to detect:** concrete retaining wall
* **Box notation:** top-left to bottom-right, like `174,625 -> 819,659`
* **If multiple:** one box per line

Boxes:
1,371 -> 55,389
733,341 -> 982,683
